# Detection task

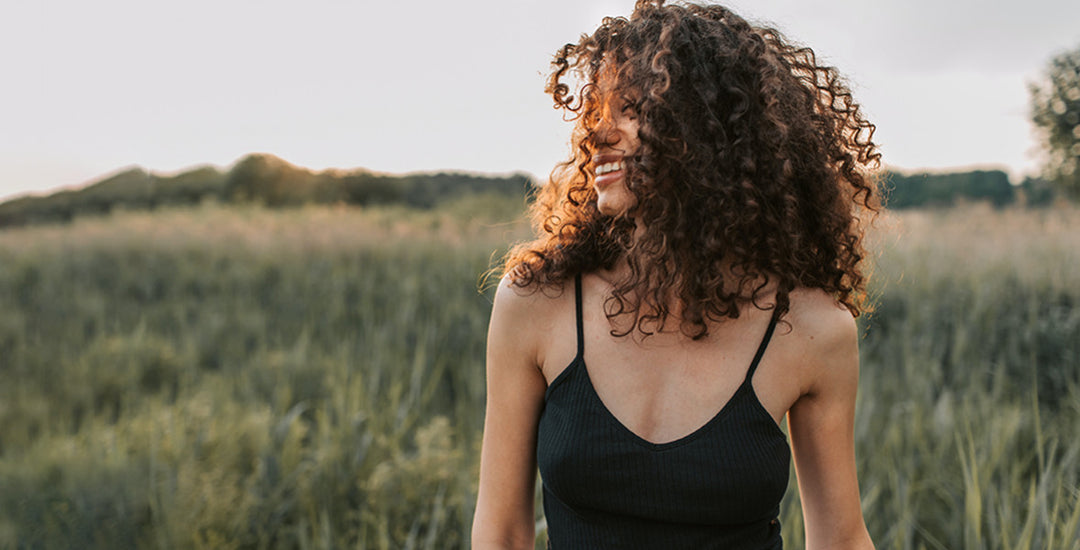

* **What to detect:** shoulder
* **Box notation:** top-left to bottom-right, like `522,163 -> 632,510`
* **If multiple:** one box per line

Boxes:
489,273 -> 574,369
491,273 -> 571,327
783,288 -> 858,350
778,287 -> 860,396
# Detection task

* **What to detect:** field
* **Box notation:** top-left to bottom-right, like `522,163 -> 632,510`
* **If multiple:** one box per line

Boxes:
0,201 -> 1077,549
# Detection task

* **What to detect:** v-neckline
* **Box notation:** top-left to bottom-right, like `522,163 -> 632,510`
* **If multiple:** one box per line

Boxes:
579,355 -> 756,450
547,272 -> 783,451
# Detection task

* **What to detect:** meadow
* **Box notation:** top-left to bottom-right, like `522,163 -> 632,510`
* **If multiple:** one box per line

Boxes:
0,199 -> 1077,549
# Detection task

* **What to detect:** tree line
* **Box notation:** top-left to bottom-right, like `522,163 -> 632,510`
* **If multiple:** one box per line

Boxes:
0,153 -> 1070,230
0,154 -> 535,229
883,170 -> 1058,209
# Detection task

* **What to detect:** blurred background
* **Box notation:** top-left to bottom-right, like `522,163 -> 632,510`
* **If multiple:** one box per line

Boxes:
0,1 -> 1078,548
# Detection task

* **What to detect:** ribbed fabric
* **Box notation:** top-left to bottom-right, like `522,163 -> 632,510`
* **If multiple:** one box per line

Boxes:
536,274 -> 791,549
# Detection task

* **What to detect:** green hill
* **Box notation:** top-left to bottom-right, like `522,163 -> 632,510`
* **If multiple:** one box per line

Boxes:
0,154 -> 535,229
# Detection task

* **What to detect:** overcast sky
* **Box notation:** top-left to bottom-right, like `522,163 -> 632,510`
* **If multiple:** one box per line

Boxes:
2,0 -> 1079,200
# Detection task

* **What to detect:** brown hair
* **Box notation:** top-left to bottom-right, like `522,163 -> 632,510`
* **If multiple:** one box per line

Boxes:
503,0 -> 882,339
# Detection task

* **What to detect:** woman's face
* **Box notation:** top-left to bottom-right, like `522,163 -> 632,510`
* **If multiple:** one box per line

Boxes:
591,86 -> 641,217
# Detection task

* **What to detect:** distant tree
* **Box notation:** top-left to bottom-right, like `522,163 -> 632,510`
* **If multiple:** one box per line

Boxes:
224,154 -> 331,206
885,169 -> 1014,209
1019,176 -> 1057,207
160,166 -> 226,205
1029,44 -> 1080,200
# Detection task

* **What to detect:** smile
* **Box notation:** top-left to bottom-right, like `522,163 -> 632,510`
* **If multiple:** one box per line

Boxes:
595,160 -> 625,176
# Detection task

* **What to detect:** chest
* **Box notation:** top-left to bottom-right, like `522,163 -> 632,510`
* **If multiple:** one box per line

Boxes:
537,358 -> 791,526
585,331 -> 763,443
541,301 -> 795,443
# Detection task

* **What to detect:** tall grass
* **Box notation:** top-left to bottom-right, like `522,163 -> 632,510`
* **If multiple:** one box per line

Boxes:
0,202 -> 1076,549
841,206 -> 1080,550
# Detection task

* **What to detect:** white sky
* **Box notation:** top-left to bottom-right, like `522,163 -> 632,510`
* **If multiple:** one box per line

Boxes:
2,0 -> 1079,200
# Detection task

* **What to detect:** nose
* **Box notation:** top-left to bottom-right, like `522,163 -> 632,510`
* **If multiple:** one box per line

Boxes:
592,116 -> 621,148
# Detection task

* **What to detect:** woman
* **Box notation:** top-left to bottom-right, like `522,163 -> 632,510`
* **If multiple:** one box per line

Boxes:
473,1 -> 879,548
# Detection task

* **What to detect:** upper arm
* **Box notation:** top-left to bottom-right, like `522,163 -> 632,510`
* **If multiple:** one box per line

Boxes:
472,277 -> 549,550
786,300 -> 874,550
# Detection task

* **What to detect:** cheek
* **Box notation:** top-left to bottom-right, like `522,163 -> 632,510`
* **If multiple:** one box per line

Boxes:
625,121 -> 641,150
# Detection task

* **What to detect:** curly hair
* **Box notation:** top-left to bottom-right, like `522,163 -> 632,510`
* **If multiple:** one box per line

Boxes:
503,0 -> 882,339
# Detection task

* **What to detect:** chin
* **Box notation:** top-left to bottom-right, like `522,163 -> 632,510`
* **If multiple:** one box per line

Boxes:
597,199 -> 634,217
596,182 -> 637,217
596,197 -> 622,216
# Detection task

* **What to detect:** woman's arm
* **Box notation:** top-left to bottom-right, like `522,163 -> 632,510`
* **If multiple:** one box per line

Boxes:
472,277 -> 549,550
787,300 -> 875,550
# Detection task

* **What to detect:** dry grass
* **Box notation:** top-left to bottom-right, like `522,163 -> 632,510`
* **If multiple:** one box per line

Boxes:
0,202 -> 1076,549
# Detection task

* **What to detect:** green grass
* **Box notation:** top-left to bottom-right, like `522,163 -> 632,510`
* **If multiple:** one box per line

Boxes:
0,202 -> 1077,549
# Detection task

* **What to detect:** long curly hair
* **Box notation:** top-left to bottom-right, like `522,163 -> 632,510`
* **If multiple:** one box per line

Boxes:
503,0 -> 882,339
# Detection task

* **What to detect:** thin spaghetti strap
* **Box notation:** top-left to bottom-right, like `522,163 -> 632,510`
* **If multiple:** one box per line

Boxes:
744,308 -> 780,383
574,273 -> 585,358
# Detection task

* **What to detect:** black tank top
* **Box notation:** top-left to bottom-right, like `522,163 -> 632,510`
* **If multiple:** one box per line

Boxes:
536,274 -> 791,549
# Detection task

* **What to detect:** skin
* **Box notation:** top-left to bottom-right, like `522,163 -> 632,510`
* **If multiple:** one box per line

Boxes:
591,92 -> 640,216
472,80 -> 874,550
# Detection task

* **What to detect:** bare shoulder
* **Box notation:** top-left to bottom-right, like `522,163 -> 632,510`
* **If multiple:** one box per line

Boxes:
780,288 -> 861,394
493,273 -> 564,314
783,288 -> 858,347
491,274 -> 570,330
490,274 -> 574,371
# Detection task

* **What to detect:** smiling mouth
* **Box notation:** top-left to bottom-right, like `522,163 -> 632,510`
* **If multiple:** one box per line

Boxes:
594,160 -> 625,176
592,155 -> 627,190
